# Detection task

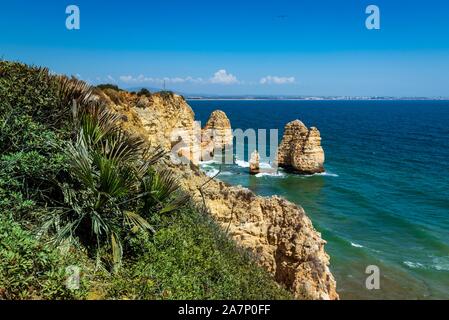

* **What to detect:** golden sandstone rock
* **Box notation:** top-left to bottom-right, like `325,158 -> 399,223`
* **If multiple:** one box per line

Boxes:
277,120 -> 325,174
201,110 -> 233,162
100,89 -> 338,299
176,171 -> 338,300
249,150 -> 260,175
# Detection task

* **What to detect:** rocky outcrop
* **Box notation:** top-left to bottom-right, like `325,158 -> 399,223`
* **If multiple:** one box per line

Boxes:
172,163 -> 338,300
201,110 -> 233,162
277,120 -> 325,174
249,150 -> 260,175
103,91 -> 202,165
100,89 -> 338,299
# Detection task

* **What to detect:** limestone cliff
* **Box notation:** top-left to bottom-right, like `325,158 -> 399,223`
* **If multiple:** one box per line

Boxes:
174,169 -> 338,300
98,89 -> 338,300
277,120 -> 325,174
99,90 -> 201,165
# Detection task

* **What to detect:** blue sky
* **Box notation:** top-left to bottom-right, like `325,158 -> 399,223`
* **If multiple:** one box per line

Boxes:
1,0 -> 449,96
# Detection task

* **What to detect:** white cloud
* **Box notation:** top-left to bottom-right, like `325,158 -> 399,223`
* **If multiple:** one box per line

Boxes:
119,75 -> 134,82
119,75 -> 204,84
117,70 -> 239,85
260,75 -> 295,84
210,69 -> 239,84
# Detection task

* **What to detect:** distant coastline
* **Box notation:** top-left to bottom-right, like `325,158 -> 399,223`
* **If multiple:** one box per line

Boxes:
126,87 -> 449,101
185,96 -> 449,101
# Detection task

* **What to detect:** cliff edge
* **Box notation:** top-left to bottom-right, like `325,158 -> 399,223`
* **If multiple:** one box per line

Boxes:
100,89 -> 338,300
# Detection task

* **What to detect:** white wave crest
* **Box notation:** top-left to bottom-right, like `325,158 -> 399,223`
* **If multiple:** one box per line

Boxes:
199,159 -> 220,165
404,257 -> 449,271
255,172 -> 285,178
259,162 -> 273,169
432,256 -> 449,271
235,159 -> 250,168
403,261 -> 425,269
235,159 -> 274,169
303,171 -> 339,177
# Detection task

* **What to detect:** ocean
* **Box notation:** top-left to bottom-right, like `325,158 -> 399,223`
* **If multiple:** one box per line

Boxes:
188,99 -> 449,300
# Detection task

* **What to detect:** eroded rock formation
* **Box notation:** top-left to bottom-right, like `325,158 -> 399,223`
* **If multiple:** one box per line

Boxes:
173,164 -> 338,300
98,89 -> 338,299
277,120 -> 325,174
201,110 -> 233,162
249,150 -> 260,175
102,91 -> 202,165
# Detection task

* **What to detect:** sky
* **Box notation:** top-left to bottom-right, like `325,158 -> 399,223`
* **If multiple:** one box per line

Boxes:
1,0 -> 449,97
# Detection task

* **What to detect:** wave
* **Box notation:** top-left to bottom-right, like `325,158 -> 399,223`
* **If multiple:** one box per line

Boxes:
350,242 -> 364,248
259,162 -> 273,169
255,171 -> 285,178
303,171 -> 339,177
432,256 -> 449,271
403,257 -> 449,271
403,261 -> 426,269
235,159 -> 250,168
235,159 -> 276,169
199,159 -> 222,165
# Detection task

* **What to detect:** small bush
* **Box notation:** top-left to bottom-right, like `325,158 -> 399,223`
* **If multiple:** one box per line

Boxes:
156,90 -> 175,99
96,84 -> 122,91
41,104 -> 182,271
137,88 -> 151,97
0,217 -> 85,299
101,207 -> 292,300
102,88 -> 125,105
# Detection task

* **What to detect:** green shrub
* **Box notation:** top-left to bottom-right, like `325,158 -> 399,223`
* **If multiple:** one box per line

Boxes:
0,217 -> 86,299
41,103 -> 184,271
156,90 -> 175,98
137,88 -> 152,97
0,61 -> 90,131
100,207 -> 292,300
0,61 -> 70,219
96,84 -> 122,92
102,88 -> 125,105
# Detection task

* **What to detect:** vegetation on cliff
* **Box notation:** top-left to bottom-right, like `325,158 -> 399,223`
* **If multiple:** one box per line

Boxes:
0,61 -> 291,299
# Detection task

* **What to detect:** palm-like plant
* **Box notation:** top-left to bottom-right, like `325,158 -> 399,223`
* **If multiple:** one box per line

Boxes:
42,100 -> 187,271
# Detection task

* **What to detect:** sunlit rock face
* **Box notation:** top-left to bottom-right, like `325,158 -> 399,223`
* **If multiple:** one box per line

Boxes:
249,150 -> 260,175
201,110 -> 233,162
277,120 -> 325,174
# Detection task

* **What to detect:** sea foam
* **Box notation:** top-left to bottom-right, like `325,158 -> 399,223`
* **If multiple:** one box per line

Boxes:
351,242 -> 364,248
255,172 -> 285,178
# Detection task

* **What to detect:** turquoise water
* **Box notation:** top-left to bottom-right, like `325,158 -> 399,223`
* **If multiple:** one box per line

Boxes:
189,100 -> 449,300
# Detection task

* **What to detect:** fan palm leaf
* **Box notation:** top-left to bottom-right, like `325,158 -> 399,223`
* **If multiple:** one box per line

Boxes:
47,101 -> 183,270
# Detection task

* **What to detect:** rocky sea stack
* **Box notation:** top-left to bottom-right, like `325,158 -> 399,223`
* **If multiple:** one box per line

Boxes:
201,110 -> 233,161
249,150 -> 260,175
277,120 -> 325,174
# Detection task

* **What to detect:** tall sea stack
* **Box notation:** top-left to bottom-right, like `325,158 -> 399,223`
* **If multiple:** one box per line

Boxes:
201,110 -> 233,161
277,120 -> 325,174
